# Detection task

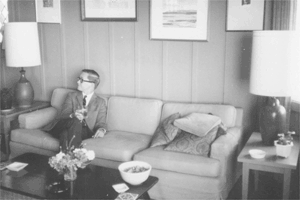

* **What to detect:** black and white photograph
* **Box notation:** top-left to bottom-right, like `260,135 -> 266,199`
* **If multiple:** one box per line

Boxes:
0,0 -> 300,200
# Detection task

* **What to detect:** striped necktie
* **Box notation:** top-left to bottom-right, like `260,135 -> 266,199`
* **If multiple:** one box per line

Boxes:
82,95 -> 87,126
83,95 -> 87,108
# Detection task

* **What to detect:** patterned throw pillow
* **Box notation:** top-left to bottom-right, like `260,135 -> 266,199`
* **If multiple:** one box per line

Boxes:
164,125 -> 219,157
150,113 -> 181,147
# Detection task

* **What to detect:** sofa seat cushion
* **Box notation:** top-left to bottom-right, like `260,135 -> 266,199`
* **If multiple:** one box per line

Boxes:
11,129 -> 59,151
83,131 -> 152,162
134,145 -> 220,177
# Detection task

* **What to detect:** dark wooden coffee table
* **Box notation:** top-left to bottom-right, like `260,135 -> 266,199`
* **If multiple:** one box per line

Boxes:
0,153 -> 158,199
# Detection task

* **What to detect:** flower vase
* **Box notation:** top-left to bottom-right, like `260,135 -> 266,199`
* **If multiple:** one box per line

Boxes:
64,166 -> 77,181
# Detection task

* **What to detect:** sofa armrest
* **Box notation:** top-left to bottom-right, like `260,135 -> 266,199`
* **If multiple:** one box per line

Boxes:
19,107 -> 57,129
211,127 -> 242,159
210,126 -> 243,188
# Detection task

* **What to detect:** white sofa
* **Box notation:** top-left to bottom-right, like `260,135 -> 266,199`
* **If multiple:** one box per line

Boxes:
10,88 -> 244,200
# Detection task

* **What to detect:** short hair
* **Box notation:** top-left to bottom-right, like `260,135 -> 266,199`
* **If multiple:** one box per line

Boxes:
82,69 -> 100,88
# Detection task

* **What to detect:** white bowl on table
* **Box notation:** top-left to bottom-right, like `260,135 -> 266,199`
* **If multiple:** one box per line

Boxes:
118,161 -> 152,185
249,149 -> 266,159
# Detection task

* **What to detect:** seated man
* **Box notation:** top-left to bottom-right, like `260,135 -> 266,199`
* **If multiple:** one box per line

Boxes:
42,69 -> 107,151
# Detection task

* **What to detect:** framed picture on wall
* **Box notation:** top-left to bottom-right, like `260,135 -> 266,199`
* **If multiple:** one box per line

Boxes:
226,0 -> 265,31
150,0 -> 209,41
81,0 -> 137,21
35,0 -> 61,23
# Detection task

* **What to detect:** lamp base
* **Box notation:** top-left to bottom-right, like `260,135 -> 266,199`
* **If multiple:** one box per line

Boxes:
14,68 -> 34,108
259,97 -> 286,146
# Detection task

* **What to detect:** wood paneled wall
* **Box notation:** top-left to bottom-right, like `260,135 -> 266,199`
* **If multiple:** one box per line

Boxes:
1,0 -> 259,136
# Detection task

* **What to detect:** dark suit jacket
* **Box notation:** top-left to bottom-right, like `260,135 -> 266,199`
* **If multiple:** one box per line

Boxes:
43,91 -> 107,133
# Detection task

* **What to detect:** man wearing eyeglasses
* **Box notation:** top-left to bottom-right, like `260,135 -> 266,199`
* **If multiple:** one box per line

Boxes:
42,69 -> 107,151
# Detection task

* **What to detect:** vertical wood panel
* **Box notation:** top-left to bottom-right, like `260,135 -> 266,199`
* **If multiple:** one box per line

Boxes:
162,42 -> 168,100
17,0 -> 35,22
63,0 -> 85,88
37,25 -> 46,100
224,33 -> 252,106
193,0 -> 226,103
164,42 -> 193,102
135,0 -> 163,99
224,32 -> 257,134
2,67 -> 19,89
134,21 -> 140,98
7,0 -> 17,22
191,42 -> 198,103
83,23 -> 89,68
86,22 -> 111,95
60,16 -> 67,88
111,23 -> 135,97
109,24 -> 116,95
0,50 -> 5,88
40,25 -> 63,98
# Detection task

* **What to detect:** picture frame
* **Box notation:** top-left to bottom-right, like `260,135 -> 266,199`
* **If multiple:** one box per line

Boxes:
81,0 -> 137,21
150,0 -> 209,41
226,0 -> 265,31
35,0 -> 61,23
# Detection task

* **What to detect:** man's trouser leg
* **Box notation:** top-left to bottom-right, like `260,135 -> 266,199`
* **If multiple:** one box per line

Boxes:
49,118 -> 93,151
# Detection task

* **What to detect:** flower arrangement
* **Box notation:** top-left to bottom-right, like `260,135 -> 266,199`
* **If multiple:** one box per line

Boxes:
274,131 -> 295,158
48,136 -> 95,181
276,131 -> 295,145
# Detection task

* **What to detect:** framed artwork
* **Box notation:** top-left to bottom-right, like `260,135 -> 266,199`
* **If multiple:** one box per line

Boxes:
81,0 -> 137,21
226,0 -> 265,31
150,0 -> 209,41
35,0 -> 61,23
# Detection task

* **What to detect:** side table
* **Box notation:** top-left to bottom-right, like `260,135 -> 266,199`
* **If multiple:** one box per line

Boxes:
0,101 -> 50,160
238,132 -> 299,199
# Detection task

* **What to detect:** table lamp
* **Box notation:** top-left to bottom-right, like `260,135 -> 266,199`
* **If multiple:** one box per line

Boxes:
4,22 -> 41,107
250,31 -> 300,146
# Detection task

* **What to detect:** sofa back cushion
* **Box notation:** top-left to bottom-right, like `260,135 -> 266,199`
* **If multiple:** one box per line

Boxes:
161,103 -> 237,128
107,96 -> 163,135
50,88 -> 75,111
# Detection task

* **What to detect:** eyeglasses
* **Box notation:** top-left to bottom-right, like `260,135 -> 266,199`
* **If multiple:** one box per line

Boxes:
77,77 -> 95,83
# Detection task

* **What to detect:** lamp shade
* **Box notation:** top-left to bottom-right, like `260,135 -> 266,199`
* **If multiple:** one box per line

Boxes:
4,22 -> 41,67
249,31 -> 300,97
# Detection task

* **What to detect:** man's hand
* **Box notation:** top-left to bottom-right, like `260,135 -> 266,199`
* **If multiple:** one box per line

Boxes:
74,112 -> 84,121
74,108 -> 87,122
93,128 -> 106,138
